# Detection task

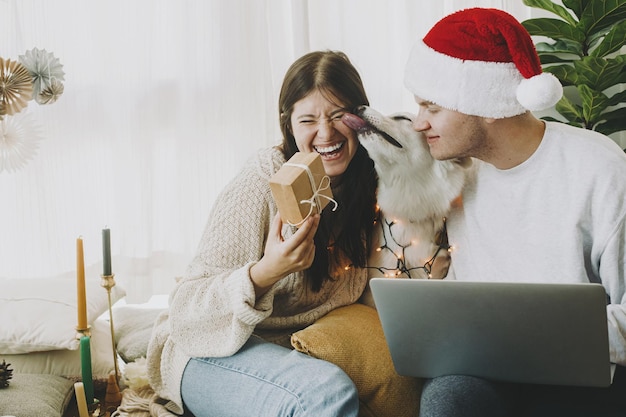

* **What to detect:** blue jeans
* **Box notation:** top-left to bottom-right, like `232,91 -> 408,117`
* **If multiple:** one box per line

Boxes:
181,335 -> 359,417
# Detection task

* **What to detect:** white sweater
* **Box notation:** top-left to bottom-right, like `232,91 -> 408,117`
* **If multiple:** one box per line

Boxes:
146,147 -> 369,414
447,122 -> 626,366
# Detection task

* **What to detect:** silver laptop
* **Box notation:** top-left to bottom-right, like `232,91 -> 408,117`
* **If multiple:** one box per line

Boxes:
370,278 -> 614,387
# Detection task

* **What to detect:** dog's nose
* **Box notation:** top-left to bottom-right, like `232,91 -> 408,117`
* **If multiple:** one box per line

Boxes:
353,105 -> 368,116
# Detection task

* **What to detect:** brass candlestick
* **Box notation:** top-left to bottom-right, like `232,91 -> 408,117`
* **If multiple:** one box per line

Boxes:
100,274 -> 120,384
76,325 -> 92,339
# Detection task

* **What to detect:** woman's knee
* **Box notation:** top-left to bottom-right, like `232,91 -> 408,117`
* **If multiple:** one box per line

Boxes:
285,352 -> 359,416
182,346 -> 359,417
315,357 -> 358,395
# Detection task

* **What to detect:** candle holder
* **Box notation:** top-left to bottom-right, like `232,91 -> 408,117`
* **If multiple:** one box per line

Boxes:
100,274 -> 121,384
88,400 -> 102,417
75,325 -> 92,339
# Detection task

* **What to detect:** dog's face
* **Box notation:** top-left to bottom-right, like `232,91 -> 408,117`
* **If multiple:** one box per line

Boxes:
343,106 -> 471,223
343,107 -> 433,186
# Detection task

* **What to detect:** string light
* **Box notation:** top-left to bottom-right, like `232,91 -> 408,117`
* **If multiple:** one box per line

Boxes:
337,208 -> 450,277
366,211 -> 450,279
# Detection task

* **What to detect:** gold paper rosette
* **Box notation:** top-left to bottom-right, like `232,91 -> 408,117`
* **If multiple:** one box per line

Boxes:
0,111 -> 43,173
37,77 -> 65,105
18,48 -> 65,105
0,58 -> 33,116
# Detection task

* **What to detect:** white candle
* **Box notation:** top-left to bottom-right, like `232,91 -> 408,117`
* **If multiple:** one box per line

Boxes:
74,382 -> 90,417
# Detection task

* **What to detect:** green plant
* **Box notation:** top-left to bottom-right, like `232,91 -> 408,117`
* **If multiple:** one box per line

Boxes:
521,0 -> 626,136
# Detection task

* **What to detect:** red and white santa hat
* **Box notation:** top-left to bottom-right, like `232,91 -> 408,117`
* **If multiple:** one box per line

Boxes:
404,8 -> 563,118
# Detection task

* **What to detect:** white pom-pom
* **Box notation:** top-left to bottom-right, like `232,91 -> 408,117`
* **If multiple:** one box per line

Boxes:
122,357 -> 150,390
517,72 -> 563,111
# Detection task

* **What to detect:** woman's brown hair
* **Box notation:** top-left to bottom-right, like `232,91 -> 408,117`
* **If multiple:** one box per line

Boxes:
278,50 -> 378,291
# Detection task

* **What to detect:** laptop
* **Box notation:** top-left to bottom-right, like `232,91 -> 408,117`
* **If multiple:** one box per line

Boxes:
370,278 -> 614,387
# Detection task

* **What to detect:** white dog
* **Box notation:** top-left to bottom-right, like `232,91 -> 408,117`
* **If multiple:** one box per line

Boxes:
342,106 -> 472,307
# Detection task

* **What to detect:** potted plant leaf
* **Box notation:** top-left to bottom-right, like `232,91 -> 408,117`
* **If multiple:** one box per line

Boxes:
521,0 -> 626,139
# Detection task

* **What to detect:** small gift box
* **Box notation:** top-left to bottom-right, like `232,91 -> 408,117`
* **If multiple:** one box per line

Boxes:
269,152 -> 337,227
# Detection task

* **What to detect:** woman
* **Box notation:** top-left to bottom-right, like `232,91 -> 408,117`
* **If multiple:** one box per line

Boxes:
146,50 -> 378,417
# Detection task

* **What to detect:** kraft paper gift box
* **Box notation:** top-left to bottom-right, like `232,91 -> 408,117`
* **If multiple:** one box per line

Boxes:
269,152 -> 335,227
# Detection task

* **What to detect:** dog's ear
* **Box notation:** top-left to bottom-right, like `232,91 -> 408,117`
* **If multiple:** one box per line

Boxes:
453,157 -> 472,168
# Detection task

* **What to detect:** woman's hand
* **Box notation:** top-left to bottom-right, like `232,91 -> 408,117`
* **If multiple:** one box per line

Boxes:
250,212 -> 320,297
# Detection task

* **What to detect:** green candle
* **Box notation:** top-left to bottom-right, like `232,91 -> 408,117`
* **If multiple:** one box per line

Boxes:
102,228 -> 112,276
80,336 -> 94,405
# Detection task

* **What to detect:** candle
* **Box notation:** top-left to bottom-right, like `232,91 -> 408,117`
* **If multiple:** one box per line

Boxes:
102,228 -> 112,276
74,382 -> 90,417
80,336 -> 94,405
76,237 -> 88,330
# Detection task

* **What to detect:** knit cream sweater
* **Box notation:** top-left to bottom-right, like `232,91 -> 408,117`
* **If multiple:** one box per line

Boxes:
147,147 -> 369,414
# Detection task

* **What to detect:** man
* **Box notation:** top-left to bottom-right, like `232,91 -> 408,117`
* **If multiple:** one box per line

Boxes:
404,7 -> 626,417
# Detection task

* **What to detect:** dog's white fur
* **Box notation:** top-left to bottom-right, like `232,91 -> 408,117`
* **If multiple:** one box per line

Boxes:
352,106 -> 472,307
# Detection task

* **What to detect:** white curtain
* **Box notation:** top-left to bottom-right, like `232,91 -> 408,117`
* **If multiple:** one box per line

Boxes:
0,0 -> 533,302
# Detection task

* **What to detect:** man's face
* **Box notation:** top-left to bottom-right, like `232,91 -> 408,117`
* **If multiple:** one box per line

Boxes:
412,96 -> 488,161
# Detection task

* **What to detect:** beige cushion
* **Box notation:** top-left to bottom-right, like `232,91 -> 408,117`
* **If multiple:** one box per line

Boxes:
113,305 -> 165,363
0,373 -> 74,417
291,303 -> 421,417
0,276 -> 125,354
2,316 -> 116,378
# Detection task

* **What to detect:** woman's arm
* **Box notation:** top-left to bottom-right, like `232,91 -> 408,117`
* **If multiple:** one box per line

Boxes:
167,149 -> 283,357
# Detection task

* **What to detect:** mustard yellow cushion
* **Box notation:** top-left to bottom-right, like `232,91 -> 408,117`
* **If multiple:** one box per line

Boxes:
291,303 -> 421,417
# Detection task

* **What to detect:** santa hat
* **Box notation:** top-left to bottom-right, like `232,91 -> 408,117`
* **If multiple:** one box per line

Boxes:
404,8 -> 563,118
